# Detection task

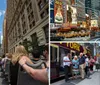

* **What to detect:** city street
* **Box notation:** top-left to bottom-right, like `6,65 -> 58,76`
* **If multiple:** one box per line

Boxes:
51,70 -> 100,85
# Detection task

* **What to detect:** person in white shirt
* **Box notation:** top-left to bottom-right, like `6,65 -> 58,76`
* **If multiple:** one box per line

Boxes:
85,55 -> 90,78
63,53 -> 71,82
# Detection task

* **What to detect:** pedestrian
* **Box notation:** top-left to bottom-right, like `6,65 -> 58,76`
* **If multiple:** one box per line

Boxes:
98,56 -> 100,64
79,53 -> 85,79
90,56 -> 95,72
10,45 -> 33,85
18,45 -> 49,83
1,54 -> 8,72
94,56 -> 97,62
85,55 -> 90,78
72,55 -> 79,79
43,44 -> 49,67
63,53 -> 71,82
5,53 -> 12,60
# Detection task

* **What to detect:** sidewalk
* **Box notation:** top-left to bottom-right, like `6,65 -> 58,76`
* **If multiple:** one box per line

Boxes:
0,72 -> 8,85
51,71 -> 100,85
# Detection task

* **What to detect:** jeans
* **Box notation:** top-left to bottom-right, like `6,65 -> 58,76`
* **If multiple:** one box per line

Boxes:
85,66 -> 90,77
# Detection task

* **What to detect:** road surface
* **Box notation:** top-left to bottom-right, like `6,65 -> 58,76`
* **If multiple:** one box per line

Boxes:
51,71 -> 100,85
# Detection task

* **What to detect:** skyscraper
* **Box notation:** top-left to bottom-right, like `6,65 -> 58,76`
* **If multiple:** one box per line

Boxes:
85,0 -> 100,19
6,0 -> 49,53
0,31 -> 1,44
85,0 -> 92,14
91,0 -> 100,18
3,12 -> 8,54
76,0 -> 86,21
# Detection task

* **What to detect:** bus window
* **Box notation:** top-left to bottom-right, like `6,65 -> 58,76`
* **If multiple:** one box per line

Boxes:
50,45 -> 59,79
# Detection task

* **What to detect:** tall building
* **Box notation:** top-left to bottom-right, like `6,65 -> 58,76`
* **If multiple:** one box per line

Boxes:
85,0 -> 100,19
91,0 -> 100,18
84,43 -> 94,56
85,0 -> 92,14
6,0 -> 49,53
76,0 -> 86,21
0,32 -> 1,44
94,43 -> 100,56
3,12 -> 8,54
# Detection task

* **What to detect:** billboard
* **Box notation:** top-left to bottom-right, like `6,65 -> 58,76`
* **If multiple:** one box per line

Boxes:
54,0 -> 63,23
66,0 -> 77,25
54,43 -> 84,52
50,0 -> 54,23
91,20 -> 99,27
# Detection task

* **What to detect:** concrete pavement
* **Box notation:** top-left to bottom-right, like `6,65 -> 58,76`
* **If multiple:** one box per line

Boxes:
0,72 -> 8,85
51,71 -> 100,85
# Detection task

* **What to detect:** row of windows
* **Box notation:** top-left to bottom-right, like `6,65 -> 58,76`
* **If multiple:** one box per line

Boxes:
38,0 -> 48,11
9,0 -> 49,36
41,6 -> 48,19
8,24 -> 48,46
8,0 -> 48,46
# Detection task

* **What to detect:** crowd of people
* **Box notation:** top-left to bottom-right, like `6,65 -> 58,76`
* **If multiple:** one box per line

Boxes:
0,45 -> 49,85
63,52 -> 98,82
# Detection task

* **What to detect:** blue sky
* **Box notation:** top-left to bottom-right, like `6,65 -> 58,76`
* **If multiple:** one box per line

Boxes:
0,0 -> 6,43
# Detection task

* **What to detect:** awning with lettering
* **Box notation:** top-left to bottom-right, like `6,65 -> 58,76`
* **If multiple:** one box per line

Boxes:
54,43 -> 84,52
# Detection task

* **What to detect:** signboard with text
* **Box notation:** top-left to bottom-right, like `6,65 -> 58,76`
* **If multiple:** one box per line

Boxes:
54,0 -> 63,23
55,43 -> 84,52
66,0 -> 77,25
50,0 -> 54,23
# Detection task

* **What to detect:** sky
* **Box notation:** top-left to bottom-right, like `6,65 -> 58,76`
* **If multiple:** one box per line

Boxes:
0,0 -> 6,43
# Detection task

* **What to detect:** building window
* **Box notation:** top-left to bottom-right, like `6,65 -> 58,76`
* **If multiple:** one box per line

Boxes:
41,12 -> 46,19
31,11 -> 34,19
29,24 -> 32,29
27,3 -> 32,13
31,33 -> 38,48
43,24 -> 49,43
21,14 -> 25,22
44,0 -> 49,3
25,0 -> 30,5
29,19 -> 35,29
38,1 -> 44,10
30,21 -> 35,29
28,15 -> 31,22
46,7 -> 49,14
28,11 -> 34,22
29,3 -> 32,10
22,21 -> 27,34
23,39 -> 28,51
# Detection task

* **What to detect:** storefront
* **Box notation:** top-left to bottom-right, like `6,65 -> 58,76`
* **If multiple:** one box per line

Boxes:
50,43 -> 84,81
50,0 -> 90,40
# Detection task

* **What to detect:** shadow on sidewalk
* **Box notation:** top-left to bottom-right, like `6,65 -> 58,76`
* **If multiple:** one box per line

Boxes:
61,71 -> 96,85
2,79 -> 9,85
61,79 -> 82,85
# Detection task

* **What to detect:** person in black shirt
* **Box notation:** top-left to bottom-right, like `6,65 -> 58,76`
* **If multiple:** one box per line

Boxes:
79,53 -> 85,79
10,45 -> 33,85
